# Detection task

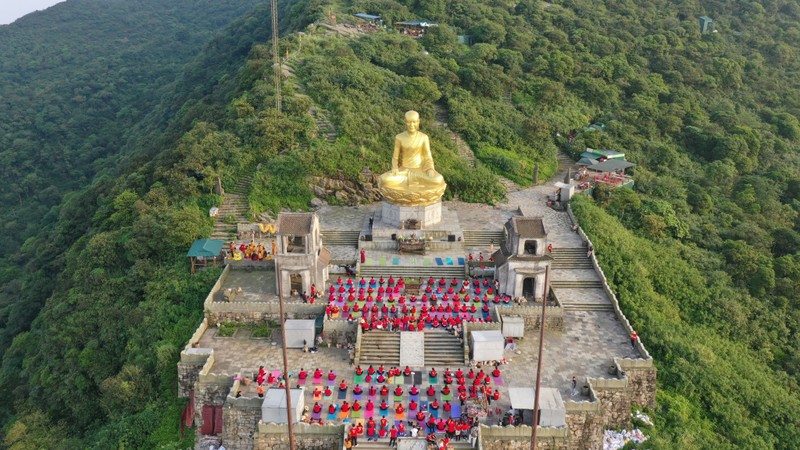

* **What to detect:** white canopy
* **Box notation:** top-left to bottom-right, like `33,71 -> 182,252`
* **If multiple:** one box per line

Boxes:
508,387 -> 566,427
508,387 -> 535,410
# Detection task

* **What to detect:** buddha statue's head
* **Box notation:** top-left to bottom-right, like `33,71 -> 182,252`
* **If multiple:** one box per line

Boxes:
405,110 -> 420,134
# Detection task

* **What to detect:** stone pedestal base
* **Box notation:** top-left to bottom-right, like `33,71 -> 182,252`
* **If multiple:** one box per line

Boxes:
381,201 -> 442,228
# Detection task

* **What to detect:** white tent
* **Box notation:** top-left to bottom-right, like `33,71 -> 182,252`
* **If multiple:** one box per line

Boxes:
470,330 -> 504,361
284,319 -> 315,348
261,388 -> 305,423
508,387 -> 565,427
554,182 -> 575,201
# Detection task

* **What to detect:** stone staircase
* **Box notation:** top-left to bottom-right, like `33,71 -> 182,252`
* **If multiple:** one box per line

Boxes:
462,230 -> 505,248
498,176 -> 522,193
354,439 -> 474,449
310,106 -> 337,143
359,331 -> 400,365
211,175 -> 253,240
550,248 -> 593,269
435,102 -> 476,169
321,230 -> 360,247
359,264 -> 465,280
424,331 -> 465,366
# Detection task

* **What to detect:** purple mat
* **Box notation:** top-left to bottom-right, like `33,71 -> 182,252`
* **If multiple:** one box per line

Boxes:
492,376 -> 504,386
450,403 -> 461,419
311,410 -> 322,420
327,378 -> 336,386
353,392 -> 363,401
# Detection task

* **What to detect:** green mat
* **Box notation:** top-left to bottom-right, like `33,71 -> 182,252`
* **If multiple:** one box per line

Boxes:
379,257 -> 387,265
423,258 -> 432,266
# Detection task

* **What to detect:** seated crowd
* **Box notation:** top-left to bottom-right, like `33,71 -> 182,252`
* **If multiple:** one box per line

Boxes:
325,276 -> 513,333
227,240 -> 273,262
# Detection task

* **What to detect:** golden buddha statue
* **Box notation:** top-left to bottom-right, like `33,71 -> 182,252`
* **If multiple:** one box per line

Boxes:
378,110 -> 446,206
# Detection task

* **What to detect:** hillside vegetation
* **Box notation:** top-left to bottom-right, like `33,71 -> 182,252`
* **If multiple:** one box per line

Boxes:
1,0 -> 799,448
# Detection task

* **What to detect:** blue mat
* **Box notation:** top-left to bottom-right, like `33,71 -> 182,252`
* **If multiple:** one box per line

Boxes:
445,257 -> 453,265
435,258 -> 444,266
451,403 -> 461,419
326,405 -> 338,420
430,407 -> 439,419
458,257 -> 465,265
379,408 -> 389,417
393,257 -> 400,265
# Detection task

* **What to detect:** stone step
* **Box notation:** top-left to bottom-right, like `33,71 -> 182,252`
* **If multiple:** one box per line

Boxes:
359,266 -> 466,280
216,209 -> 248,216
562,303 -> 614,312
359,240 -> 465,252
351,440 -> 474,450
550,281 -> 604,288
550,248 -> 588,255
552,263 -> 595,270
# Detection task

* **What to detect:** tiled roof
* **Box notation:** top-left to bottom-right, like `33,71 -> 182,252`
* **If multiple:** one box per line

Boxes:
278,213 -> 314,235
319,246 -> 332,265
511,217 -> 546,238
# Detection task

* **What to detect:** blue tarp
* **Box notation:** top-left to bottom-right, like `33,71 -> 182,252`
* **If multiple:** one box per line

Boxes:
187,239 -> 224,258
354,13 -> 380,20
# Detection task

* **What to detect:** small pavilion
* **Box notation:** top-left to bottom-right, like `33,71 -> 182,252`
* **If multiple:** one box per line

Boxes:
187,239 -> 224,273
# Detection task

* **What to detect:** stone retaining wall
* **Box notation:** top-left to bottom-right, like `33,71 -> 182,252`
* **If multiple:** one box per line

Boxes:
223,400 -> 263,450
322,319 -> 357,348
253,422 -> 344,450
480,424 -> 568,450
206,303 -> 326,326
496,304 -> 564,332
564,400 -> 605,449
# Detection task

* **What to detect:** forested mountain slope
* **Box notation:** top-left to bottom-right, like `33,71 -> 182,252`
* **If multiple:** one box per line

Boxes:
1,0 -> 799,448
0,1 -> 278,447
0,0 -> 264,367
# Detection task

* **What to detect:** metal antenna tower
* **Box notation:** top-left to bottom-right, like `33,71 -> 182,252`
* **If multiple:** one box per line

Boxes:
271,0 -> 281,112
